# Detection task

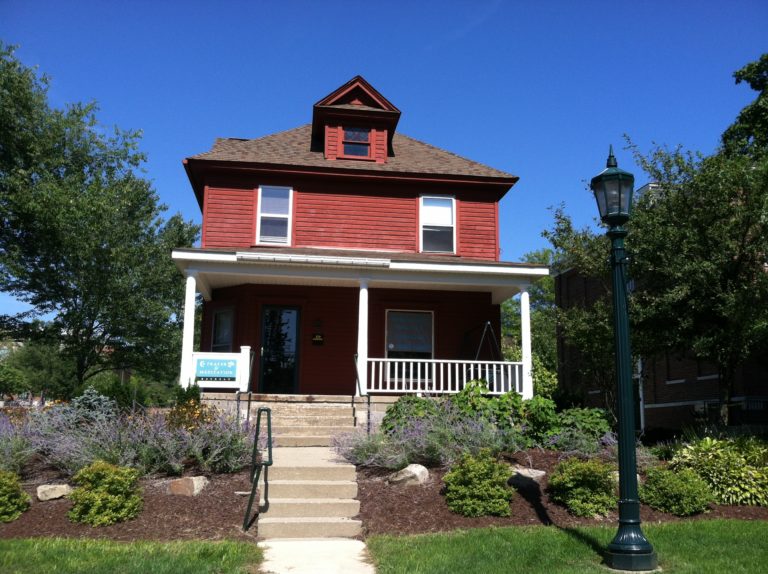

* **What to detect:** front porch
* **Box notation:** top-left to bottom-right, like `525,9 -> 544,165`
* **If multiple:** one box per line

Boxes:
174,247 -> 548,400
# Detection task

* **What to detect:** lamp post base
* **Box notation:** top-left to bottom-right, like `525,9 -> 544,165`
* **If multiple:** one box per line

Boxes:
605,550 -> 658,571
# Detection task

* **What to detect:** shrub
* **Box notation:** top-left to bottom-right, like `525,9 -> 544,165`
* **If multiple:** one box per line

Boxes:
523,396 -> 560,443
0,470 -> 30,522
444,449 -> 513,517
640,467 -> 714,516
0,413 -> 35,474
68,460 -> 143,526
670,437 -> 768,506
381,395 -> 438,434
450,380 -> 495,420
490,391 -> 525,431
186,412 -> 252,473
558,408 -> 611,439
166,399 -> 218,431
175,383 -> 202,405
548,457 -> 616,517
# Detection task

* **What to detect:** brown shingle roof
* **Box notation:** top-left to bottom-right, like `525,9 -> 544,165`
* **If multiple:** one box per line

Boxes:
188,125 -> 516,181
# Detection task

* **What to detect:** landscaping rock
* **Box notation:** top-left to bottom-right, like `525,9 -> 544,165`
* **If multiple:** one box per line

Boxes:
36,484 -> 72,501
509,466 -> 546,489
388,464 -> 429,486
167,476 -> 209,496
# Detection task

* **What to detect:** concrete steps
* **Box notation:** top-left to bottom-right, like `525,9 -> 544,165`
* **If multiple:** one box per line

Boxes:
257,446 -> 362,539
260,399 -> 356,448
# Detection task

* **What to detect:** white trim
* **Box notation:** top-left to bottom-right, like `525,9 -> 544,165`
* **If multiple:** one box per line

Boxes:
696,374 -> 719,381
385,309 -> 435,359
256,185 -> 293,246
390,261 -> 549,276
520,290 -> 533,400
356,280 -> 369,395
179,273 -> 198,389
665,378 -> 686,385
419,195 -> 456,254
173,251 -> 237,263
645,395 -> 754,410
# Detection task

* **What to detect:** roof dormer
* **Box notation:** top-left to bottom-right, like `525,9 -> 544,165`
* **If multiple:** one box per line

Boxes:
311,76 -> 401,164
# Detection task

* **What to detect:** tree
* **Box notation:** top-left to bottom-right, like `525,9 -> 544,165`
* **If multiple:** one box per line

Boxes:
0,43 -> 199,389
548,53 -> 768,424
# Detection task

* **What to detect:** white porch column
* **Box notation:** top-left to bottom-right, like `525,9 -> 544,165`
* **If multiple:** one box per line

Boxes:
179,273 -> 197,389
520,289 -> 533,399
356,279 -> 369,395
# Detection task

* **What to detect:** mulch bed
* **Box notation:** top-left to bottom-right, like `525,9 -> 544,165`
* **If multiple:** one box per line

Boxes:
2,450 -> 767,542
0,470 -> 257,542
357,449 -> 768,537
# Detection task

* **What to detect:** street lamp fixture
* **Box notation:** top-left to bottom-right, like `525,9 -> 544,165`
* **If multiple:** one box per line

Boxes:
591,147 -> 657,572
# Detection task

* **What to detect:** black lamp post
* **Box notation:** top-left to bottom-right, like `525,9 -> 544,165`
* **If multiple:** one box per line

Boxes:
591,147 -> 657,572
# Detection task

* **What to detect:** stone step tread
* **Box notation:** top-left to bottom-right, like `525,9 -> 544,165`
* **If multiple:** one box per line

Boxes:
273,437 -> 333,446
263,497 -> 360,503
259,498 -> 360,516
259,517 -> 362,524
268,479 -> 357,486
267,468 -> 356,481
272,426 -> 355,436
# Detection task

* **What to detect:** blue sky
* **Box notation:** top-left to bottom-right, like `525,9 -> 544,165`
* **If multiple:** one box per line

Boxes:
1,1 -> 766,314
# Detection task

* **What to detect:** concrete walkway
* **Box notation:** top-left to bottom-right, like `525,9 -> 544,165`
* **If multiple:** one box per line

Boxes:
259,538 -> 376,574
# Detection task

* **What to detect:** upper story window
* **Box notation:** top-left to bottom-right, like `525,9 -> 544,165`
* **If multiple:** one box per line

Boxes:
211,308 -> 234,352
420,196 -> 455,253
341,127 -> 371,158
257,186 -> 293,245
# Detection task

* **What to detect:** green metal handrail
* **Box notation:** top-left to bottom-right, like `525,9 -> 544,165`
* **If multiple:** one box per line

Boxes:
242,406 -> 272,531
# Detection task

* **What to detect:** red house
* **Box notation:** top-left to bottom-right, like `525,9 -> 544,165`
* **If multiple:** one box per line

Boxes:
172,77 -> 547,401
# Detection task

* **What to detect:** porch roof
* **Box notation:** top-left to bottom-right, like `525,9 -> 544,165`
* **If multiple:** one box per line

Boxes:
172,247 -> 548,304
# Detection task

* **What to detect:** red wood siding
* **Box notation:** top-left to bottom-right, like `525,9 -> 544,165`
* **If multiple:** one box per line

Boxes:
373,129 -> 387,163
457,198 -> 497,260
294,189 -> 417,251
199,178 -> 501,261
202,187 -> 255,248
325,125 -> 339,160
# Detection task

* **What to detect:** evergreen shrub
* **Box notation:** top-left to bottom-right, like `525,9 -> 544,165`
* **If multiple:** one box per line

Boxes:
0,470 -> 30,522
68,460 -> 143,526
443,449 -> 513,517
548,457 -> 616,517
640,467 -> 714,516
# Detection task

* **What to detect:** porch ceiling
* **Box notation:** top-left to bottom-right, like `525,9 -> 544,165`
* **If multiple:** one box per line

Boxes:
172,248 -> 548,304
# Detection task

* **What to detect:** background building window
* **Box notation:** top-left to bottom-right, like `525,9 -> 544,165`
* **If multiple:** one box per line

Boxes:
421,196 -> 455,253
257,186 -> 292,244
386,310 -> 433,359
211,309 -> 234,352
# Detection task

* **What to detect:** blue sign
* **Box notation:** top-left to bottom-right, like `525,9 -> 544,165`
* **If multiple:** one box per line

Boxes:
195,358 -> 237,381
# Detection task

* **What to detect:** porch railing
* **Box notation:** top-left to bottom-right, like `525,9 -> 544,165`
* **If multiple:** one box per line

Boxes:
366,358 -> 524,395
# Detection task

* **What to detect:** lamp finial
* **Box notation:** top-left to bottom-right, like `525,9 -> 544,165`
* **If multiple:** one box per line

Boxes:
607,145 -> 617,168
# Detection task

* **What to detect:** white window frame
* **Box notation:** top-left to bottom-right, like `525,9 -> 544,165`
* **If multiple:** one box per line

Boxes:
384,309 -> 434,359
256,185 -> 293,246
211,308 -> 234,352
419,195 -> 456,254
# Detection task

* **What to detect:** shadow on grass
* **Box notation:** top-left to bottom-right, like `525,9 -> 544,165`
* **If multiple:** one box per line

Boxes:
511,473 -> 606,562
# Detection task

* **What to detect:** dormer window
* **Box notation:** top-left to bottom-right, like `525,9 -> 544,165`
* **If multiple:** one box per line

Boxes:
341,127 -> 371,159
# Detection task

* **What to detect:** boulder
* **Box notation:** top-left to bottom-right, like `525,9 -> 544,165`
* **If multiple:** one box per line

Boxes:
388,464 -> 429,486
508,465 -> 546,489
37,484 -> 73,501
167,476 -> 209,497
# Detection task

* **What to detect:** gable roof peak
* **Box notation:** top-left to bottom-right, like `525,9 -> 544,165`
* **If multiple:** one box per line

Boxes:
314,75 -> 400,113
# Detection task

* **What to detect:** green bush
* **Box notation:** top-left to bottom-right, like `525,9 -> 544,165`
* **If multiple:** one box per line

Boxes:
443,449 -> 513,517
68,460 -> 143,526
381,395 -> 438,434
670,437 -> 768,506
558,408 -> 611,439
490,391 -> 525,431
640,467 -> 714,516
450,380 -> 495,420
548,457 -> 616,517
523,396 -> 560,443
0,470 -> 30,522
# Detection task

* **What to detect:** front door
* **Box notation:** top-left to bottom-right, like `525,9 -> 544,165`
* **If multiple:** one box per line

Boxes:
260,306 -> 300,394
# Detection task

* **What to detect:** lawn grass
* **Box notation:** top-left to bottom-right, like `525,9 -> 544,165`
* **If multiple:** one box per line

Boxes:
368,519 -> 768,574
0,538 -> 262,574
